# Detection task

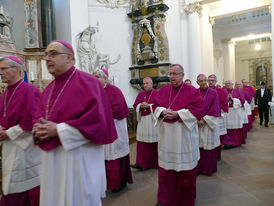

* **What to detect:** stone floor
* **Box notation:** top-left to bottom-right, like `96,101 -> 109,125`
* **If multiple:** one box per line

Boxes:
102,120 -> 274,206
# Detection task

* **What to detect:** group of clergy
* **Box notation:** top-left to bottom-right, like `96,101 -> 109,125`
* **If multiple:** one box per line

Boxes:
130,67 -> 257,206
0,38 -> 260,206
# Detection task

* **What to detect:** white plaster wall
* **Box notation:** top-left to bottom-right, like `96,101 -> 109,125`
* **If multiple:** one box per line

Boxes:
200,5 -> 214,75
1,0 -> 25,50
235,40 -> 272,82
87,1 -> 138,107
213,13 -> 271,84
165,1 -> 185,72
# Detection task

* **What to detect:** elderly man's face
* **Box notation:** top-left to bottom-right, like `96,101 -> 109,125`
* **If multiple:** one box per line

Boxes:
225,81 -> 233,90
208,77 -> 216,88
169,66 -> 184,87
242,79 -> 248,86
93,72 -> 107,86
197,76 -> 208,90
0,60 -> 19,85
43,42 -> 73,78
143,78 -> 153,92
235,81 -> 243,89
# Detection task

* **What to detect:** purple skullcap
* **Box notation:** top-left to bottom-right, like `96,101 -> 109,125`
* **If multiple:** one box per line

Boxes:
144,77 -> 152,80
101,68 -> 109,77
5,56 -> 22,65
197,73 -> 206,80
208,74 -> 217,79
56,40 -> 74,54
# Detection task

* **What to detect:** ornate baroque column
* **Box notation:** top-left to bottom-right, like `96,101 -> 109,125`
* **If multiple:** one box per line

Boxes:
271,1 -> 274,89
24,0 -> 41,48
184,1 -> 202,85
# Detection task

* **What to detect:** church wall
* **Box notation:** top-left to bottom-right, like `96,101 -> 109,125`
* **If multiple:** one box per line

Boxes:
87,1 -> 138,107
213,13 -> 271,84
235,40 -> 272,85
0,0 -> 25,50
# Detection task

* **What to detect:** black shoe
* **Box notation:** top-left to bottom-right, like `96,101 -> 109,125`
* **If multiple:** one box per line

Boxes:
260,122 -> 262,126
111,181 -> 127,193
130,163 -> 144,170
155,203 -> 162,206
265,125 -> 268,127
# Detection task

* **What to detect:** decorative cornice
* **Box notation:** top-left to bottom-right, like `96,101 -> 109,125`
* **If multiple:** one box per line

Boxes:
183,2 -> 202,15
223,38 -> 237,45
96,0 -> 129,9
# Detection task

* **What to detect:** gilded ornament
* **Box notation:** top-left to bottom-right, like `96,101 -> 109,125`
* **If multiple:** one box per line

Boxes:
141,28 -> 152,45
156,31 -> 161,36
140,7 -> 148,15
160,49 -> 164,54
160,43 -> 163,48
155,8 -> 160,14
156,24 -> 160,30
160,56 -> 164,61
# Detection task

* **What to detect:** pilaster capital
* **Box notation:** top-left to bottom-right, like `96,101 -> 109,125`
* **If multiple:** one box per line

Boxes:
209,16 -> 215,26
223,38 -> 236,45
183,1 -> 202,15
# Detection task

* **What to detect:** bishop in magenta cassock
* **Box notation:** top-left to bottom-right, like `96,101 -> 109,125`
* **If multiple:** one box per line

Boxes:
235,81 -> 252,144
33,41 -> 117,206
241,79 -> 256,129
0,56 -> 41,206
93,68 -> 133,193
132,77 -> 159,170
153,64 -> 203,206
223,80 -> 245,148
208,74 -> 228,160
197,74 -> 221,176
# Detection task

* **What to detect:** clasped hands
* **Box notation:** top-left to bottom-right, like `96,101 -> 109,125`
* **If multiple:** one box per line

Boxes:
197,118 -> 205,127
0,126 -> 8,141
140,102 -> 150,109
161,109 -> 178,120
33,118 -> 58,144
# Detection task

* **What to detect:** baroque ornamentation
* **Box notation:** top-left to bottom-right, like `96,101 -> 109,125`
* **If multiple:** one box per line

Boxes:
96,0 -> 129,9
127,1 -> 170,89
183,2 -> 202,15
76,25 -> 121,74
0,5 -> 12,43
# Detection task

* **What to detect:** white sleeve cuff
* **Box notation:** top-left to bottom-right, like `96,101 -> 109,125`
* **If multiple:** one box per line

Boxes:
57,123 -> 89,151
6,125 -> 33,150
233,98 -> 242,109
154,107 -> 167,127
203,115 -> 219,130
136,103 -> 141,122
177,109 -> 197,130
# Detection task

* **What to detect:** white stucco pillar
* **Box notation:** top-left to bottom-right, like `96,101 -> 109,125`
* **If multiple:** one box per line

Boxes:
200,5 -> 214,75
223,41 -> 236,82
271,2 -> 274,90
184,1 -> 202,86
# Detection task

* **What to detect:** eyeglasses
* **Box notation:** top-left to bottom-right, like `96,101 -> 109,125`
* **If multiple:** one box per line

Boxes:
0,66 -> 16,71
43,51 -> 71,59
168,72 -> 183,77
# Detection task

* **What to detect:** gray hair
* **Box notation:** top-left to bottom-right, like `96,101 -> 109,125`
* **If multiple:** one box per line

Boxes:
170,64 -> 184,73
0,57 -> 24,74
93,69 -> 108,80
